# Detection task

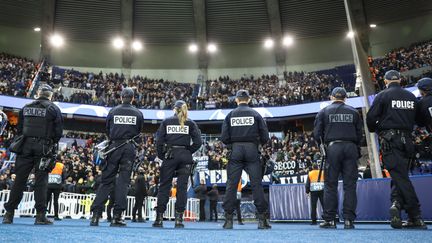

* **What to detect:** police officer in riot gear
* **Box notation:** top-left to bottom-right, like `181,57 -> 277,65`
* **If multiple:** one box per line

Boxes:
367,70 -> 427,230
314,87 -> 362,229
3,84 -> 63,225
416,77 -> 432,132
152,100 -> 202,228
221,90 -> 270,230
90,87 -> 144,227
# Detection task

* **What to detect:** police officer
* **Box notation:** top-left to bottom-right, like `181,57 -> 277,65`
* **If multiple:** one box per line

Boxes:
221,90 -> 270,230
3,84 -> 63,225
47,159 -> 65,221
305,164 -> 324,225
152,100 -> 202,228
416,77 -> 432,131
366,70 -> 427,230
132,168 -> 148,223
90,87 -> 144,227
313,87 -> 362,229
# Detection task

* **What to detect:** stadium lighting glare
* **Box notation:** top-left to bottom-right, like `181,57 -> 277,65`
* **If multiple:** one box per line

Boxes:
188,43 -> 198,53
282,36 -> 294,47
132,40 -> 143,51
50,34 -> 64,47
370,24 -> 377,28
347,31 -> 355,39
112,37 -> 124,49
264,39 -> 274,49
33,27 -> 41,32
207,43 -> 217,53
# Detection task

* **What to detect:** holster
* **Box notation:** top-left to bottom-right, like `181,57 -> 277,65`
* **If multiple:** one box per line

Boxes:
164,145 -> 174,160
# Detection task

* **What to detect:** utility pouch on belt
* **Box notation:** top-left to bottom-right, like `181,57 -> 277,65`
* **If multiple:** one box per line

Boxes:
9,135 -> 24,154
379,131 -> 393,153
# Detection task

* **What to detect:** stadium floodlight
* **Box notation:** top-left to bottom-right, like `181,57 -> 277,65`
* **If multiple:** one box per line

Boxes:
33,27 -> 41,32
188,43 -> 198,53
50,34 -> 64,47
207,43 -> 217,53
113,37 -> 124,49
282,36 -> 294,47
264,39 -> 274,49
347,31 -> 355,39
132,40 -> 143,51
370,24 -> 377,28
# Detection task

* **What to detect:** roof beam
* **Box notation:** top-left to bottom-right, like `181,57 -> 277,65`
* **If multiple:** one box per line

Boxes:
265,0 -> 285,74
121,0 -> 134,76
192,0 -> 208,78
41,0 -> 56,62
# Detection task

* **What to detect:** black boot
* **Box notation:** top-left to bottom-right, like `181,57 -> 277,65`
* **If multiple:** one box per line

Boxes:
402,217 -> 428,230
310,220 -> 317,225
90,212 -> 100,226
131,217 -> 137,222
35,212 -> 53,225
264,212 -> 272,229
257,213 -> 271,230
152,212 -> 164,228
175,211 -> 184,228
54,215 -> 62,221
137,217 -> 146,223
2,211 -> 14,224
238,220 -> 244,225
389,201 -> 402,229
319,220 -> 337,229
344,220 -> 355,229
110,213 -> 127,227
223,213 -> 233,229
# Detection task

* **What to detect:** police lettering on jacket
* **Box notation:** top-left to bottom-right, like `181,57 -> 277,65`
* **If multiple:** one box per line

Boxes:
23,107 -> 46,117
230,116 -> 254,126
391,100 -> 414,110
329,114 -> 353,123
166,125 -> 189,134
114,115 -> 137,125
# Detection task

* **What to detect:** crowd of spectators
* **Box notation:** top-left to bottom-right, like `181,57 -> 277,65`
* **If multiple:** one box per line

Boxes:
369,39 -> 432,90
51,70 -> 198,110
198,72 -> 351,109
0,53 -> 38,97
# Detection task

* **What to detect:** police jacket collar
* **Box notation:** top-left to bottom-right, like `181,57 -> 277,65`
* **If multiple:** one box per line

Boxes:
332,100 -> 345,104
387,82 -> 401,89
37,97 -> 50,101
238,103 -> 249,107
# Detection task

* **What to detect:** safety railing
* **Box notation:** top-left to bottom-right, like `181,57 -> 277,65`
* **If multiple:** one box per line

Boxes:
0,190 -> 199,221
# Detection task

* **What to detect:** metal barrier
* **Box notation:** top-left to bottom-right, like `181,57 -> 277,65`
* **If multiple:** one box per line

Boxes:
0,190 -> 199,221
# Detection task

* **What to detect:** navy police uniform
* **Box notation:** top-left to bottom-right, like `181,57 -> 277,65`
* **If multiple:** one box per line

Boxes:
153,100 -> 202,228
3,84 -> 63,225
91,88 -> 144,226
221,90 -> 270,229
416,78 -> 432,131
366,70 -> 426,229
313,87 -> 362,228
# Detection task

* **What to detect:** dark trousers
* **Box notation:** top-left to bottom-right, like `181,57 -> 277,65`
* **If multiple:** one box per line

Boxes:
210,200 -> 218,221
91,143 -> 134,215
5,138 -> 49,213
199,199 -> 206,221
133,196 -> 145,219
235,199 -> 242,222
223,143 -> 268,214
47,187 -> 61,217
310,191 -> 324,221
381,134 -> 421,218
156,148 -> 191,213
106,189 -> 115,219
323,142 -> 358,221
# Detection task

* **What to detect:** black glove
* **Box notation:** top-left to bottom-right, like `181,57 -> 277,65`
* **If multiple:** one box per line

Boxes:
357,146 -> 362,159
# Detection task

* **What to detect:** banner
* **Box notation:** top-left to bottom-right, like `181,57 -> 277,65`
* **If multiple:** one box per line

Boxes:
193,156 -> 209,171
273,159 -> 310,177
198,169 -> 271,187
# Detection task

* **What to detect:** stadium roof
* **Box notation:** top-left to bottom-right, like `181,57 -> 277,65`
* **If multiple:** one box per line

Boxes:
0,0 -> 430,44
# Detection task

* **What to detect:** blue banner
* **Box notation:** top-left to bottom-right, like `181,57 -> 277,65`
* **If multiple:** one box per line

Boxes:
0,87 -> 419,121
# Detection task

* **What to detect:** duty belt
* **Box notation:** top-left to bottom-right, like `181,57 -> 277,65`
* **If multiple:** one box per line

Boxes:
170,145 -> 187,149
327,140 -> 353,147
379,129 -> 410,137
